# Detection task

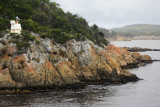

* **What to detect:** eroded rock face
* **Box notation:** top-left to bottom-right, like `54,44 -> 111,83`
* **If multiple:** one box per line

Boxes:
132,52 -> 152,64
0,34 -> 151,91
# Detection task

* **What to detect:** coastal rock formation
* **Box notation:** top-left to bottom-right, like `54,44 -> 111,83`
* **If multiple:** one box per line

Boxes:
127,47 -> 160,52
133,52 -> 152,61
0,34 -> 152,93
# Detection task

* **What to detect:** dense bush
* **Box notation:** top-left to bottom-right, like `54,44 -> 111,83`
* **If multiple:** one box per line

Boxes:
9,30 -> 35,49
91,24 -> 109,46
21,30 -> 35,41
0,30 -> 8,38
0,18 -> 10,31
16,41 -> 30,49
0,0 -> 109,46
21,19 -> 40,32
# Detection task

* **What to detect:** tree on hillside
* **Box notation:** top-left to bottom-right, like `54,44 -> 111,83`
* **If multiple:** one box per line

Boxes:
0,0 -> 109,46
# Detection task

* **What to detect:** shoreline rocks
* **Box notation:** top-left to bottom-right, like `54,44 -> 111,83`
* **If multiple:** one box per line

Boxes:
127,47 -> 160,52
0,34 -> 153,94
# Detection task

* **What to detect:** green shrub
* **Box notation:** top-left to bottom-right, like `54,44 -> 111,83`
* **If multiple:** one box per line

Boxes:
16,41 -> 30,49
21,19 -> 39,32
75,33 -> 86,41
9,33 -> 20,39
54,31 -> 73,43
0,18 -> 10,31
35,39 -> 40,44
0,30 -> 8,38
21,30 -> 35,41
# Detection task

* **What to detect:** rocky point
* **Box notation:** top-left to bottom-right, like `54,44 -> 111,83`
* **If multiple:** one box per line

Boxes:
0,34 -> 152,93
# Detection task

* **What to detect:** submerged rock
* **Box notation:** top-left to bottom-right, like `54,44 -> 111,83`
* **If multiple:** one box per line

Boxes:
0,34 -> 152,93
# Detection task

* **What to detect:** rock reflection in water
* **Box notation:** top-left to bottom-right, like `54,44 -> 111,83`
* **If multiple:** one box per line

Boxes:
0,85 -> 118,107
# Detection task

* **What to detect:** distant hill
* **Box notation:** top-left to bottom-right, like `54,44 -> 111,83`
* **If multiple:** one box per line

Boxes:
99,28 -> 117,37
112,24 -> 160,37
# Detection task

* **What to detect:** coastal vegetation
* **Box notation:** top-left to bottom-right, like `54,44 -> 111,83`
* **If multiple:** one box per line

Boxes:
0,0 -> 109,46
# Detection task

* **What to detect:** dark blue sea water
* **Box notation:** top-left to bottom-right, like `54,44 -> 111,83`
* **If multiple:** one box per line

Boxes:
0,40 -> 160,107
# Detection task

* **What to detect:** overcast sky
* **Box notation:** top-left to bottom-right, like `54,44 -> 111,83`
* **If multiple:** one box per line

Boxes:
52,0 -> 160,29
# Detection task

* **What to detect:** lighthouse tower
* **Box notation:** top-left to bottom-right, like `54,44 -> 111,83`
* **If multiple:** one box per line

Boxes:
10,16 -> 22,34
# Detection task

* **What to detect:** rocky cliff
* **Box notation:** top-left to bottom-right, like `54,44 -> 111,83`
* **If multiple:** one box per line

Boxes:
0,34 -> 152,93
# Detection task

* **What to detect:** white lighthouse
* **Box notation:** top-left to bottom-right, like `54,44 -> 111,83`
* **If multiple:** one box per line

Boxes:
10,16 -> 22,34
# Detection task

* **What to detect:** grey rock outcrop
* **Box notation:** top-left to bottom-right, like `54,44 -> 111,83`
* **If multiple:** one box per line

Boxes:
0,34 -> 152,93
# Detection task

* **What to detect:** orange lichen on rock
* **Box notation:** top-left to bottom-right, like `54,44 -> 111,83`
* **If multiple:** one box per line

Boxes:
0,65 -> 2,73
56,62 -> 66,68
12,54 -> 26,63
50,54 -> 55,57
106,44 -> 129,55
44,60 -> 54,70
3,68 -> 9,74
0,36 -> 146,91
24,63 -> 36,73
140,55 -> 152,61
4,54 -> 9,59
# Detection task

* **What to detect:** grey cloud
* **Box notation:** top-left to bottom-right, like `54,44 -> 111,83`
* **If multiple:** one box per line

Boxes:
53,0 -> 160,29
